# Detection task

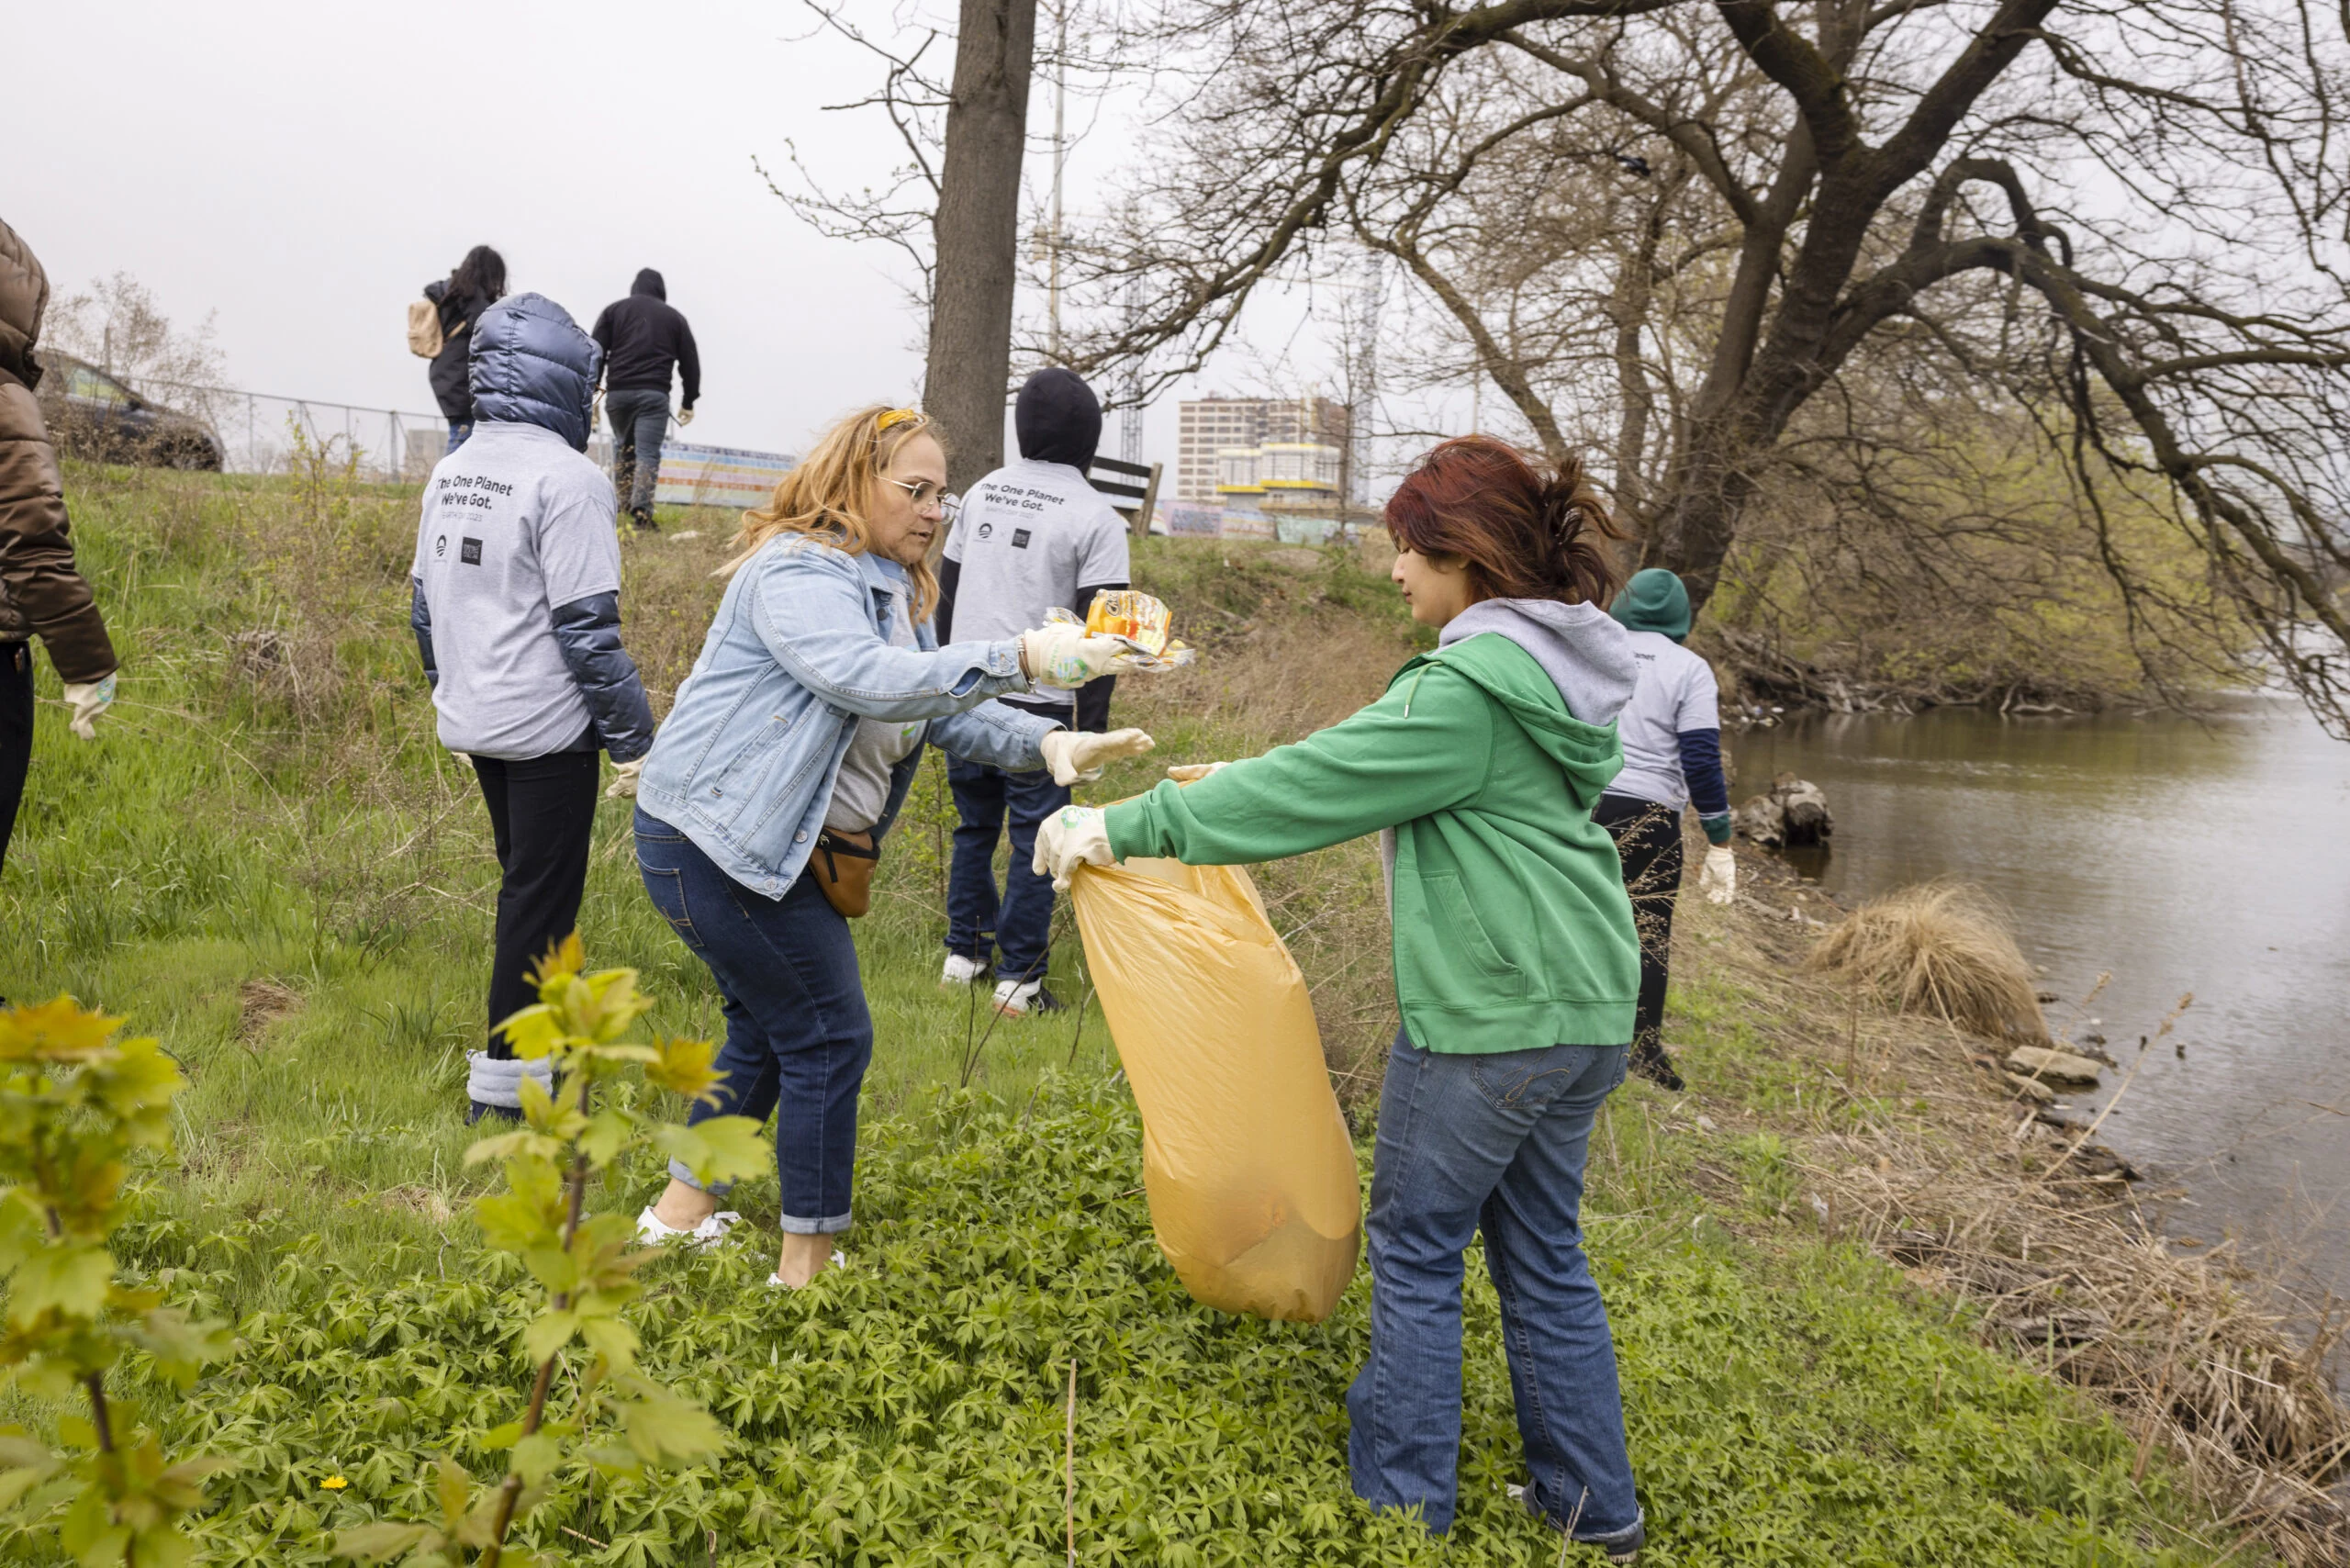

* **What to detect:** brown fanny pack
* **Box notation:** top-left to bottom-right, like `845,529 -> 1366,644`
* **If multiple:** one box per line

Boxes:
810,828 -> 880,918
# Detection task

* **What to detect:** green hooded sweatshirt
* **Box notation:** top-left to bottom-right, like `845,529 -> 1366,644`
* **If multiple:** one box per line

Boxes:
1106,630 -> 1640,1053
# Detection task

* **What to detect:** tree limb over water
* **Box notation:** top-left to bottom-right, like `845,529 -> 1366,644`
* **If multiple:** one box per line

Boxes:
1053,0 -> 2350,731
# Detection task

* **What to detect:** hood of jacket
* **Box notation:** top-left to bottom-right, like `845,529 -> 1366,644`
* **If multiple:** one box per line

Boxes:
0,218 -> 50,386
632,268 -> 666,301
1014,367 -> 1101,471
469,293 -> 602,451
1435,598 -> 1636,797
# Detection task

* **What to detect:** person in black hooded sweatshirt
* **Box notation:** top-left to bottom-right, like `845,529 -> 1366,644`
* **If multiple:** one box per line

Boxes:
591,269 -> 701,530
420,245 -> 506,453
935,368 -> 1131,1015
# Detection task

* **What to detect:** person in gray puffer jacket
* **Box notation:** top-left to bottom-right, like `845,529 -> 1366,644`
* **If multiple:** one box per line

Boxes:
407,292 -> 656,1122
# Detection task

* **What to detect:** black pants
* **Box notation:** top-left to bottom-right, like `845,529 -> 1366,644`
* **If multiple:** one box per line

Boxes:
1594,792 -> 1684,1052
0,644 -> 30,882
474,744 -> 600,1056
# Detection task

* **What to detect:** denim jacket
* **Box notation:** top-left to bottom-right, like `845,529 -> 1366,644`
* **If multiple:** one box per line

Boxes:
637,534 -> 1057,899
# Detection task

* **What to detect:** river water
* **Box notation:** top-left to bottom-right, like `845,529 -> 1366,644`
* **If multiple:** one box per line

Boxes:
1729,699 -> 2350,1306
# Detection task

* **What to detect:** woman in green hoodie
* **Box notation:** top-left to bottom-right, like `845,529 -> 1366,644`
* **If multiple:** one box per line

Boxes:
1036,436 -> 1647,1558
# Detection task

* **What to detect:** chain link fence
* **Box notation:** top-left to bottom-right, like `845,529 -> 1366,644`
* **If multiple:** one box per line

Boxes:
138,382 -> 453,482
137,383 -> 629,484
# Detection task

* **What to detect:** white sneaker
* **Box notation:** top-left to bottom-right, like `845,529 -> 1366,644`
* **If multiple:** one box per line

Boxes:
992,978 -> 1043,1015
635,1205 -> 741,1249
941,954 -> 988,986
763,1250 -> 849,1288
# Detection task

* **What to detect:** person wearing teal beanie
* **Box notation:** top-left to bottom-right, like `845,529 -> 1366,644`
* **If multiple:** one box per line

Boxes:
1610,566 -> 1693,638
1595,567 -> 1735,1090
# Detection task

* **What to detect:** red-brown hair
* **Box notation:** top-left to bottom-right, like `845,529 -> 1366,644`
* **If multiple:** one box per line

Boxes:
1383,436 -> 1626,607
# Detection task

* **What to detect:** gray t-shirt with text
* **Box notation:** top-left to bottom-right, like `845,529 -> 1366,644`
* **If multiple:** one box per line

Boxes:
409,420 -> 622,760
943,456 -> 1129,713
1610,628 -> 1721,812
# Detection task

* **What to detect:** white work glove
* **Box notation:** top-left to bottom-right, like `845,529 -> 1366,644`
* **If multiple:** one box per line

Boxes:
449,750 -> 475,769
1037,727 -> 1154,786
1698,845 -> 1737,904
1032,805 -> 1115,891
605,757 -> 644,800
1166,761 -> 1227,782
677,407 -> 695,427
1019,623 -> 1152,690
62,674 -> 116,740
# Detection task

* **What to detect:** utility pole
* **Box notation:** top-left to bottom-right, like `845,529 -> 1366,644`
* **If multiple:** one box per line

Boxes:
1343,248 -> 1382,510
925,0 -> 1041,494
1046,0 -> 1069,364
1119,274 -> 1144,460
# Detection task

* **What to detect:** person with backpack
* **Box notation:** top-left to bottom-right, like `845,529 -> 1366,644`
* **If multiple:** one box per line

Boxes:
629,404 -> 1154,1286
590,269 -> 700,532
1593,566 -> 1736,1092
408,292 -> 656,1124
934,368 -> 1130,1015
415,245 -> 507,454
1036,436 -> 1649,1561
0,217 -> 118,952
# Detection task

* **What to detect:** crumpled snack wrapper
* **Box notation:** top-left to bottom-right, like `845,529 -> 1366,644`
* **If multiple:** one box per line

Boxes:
1049,591 -> 1197,670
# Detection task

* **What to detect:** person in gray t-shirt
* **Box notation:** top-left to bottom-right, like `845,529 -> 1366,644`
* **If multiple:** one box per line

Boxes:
1591,567 -> 1734,1092
934,369 -> 1130,1014
408,292 -> 656,1122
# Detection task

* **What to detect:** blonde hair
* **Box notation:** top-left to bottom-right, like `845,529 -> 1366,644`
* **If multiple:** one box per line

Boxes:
722,404 -> 947,622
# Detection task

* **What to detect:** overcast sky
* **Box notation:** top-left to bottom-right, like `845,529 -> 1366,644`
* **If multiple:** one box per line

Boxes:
6,0 -> 1363,465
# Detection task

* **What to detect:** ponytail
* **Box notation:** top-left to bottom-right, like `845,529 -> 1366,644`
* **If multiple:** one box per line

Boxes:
1385,436 -> 1627,607
1535,462 -> 1624,608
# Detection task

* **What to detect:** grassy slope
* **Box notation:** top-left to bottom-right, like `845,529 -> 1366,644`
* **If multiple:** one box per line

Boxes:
0,460 -> 2237,1565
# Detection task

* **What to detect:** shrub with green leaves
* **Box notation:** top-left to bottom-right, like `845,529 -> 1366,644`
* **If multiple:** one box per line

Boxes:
332,938 -> 764,1568
0,998 -> 232,1566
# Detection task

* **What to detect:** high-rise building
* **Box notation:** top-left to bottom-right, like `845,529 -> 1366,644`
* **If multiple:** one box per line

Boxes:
1175,395 -> 1350,502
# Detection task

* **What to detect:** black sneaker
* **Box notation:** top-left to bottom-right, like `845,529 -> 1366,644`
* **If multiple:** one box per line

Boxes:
1628,1037 -> 1684,1092
630,507 -> 658,532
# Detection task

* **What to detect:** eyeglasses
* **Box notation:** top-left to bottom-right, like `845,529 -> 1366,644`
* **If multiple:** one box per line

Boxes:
884,476 -> 948,510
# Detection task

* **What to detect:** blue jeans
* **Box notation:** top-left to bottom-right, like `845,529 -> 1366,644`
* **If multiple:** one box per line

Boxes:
443,420 -> 474,454
606,387 -> 669,514
1348,1031 -> 1640,1541
633,808 -> 872,1232
944,756 -> 1069,983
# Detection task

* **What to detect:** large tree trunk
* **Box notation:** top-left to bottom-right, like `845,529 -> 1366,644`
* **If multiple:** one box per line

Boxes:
1645,418 -> 1762,608
924,0 -> 1038,495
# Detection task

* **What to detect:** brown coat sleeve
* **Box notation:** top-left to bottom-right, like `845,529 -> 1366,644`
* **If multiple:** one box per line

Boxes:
0,377 -> 117,683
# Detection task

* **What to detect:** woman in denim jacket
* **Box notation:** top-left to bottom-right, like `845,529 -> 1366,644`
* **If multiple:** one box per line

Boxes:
632,405 -> 1154,1287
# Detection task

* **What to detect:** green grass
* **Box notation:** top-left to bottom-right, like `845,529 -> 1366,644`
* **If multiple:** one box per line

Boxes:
0,460 -> 2243,1563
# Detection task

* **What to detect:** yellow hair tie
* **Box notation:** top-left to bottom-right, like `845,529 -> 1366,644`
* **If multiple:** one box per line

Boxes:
876,408 -> 924,431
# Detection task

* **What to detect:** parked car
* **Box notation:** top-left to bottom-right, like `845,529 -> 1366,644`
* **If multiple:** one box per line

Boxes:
33,350 -> 222,469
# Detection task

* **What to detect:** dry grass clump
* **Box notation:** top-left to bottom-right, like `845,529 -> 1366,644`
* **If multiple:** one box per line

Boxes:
1805,880 -> 2049,1043
1686,849 -> 2347,1564
1858,1146 -> 2348,1564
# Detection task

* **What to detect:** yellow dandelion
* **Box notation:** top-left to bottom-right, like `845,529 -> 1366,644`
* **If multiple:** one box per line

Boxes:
320,1475 -> 349,1491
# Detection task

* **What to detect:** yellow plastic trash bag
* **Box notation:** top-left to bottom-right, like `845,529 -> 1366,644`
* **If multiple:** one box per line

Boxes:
1069,856 -> 1361,1322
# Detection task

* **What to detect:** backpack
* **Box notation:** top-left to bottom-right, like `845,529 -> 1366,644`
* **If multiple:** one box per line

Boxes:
407,298 -> 466,358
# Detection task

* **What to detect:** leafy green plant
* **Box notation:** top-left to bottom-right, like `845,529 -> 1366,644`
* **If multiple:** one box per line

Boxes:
333,937 -> 764,1568
0,997 -> 232,1566
98,1077 -> 2221,1565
